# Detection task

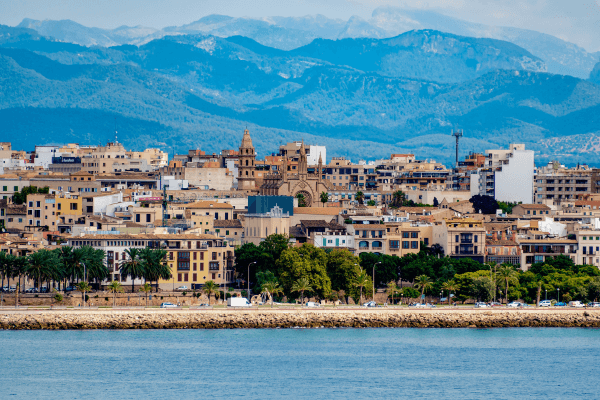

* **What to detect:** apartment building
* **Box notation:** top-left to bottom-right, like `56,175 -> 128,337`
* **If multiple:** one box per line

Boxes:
244,205 -> 290,245
385,222 -> 421,257
64,233 -> 234,290
519,238 -> 578,269
535,165 -> 596,204
575,230 -> 600,267
348,223 -> 387,255
471,144 -> 534,203
433,218 -> 486,262
485,231 -> 521,266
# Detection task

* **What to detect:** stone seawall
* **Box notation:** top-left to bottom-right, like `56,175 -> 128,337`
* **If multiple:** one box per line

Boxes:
2,309 -> 600,330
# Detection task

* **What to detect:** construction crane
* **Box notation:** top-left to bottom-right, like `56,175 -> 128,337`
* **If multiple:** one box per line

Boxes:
452,130 -> 463,168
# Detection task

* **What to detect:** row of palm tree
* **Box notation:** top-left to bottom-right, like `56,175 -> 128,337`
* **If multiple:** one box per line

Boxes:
0,246 -> 108,292
118,248 -> 171,292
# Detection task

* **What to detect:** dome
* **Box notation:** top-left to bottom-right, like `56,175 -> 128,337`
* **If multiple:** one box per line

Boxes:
240,129 -> 254,150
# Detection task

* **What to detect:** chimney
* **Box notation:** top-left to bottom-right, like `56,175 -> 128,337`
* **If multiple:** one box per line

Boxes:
492,231 -> 498,240
501,231 -> 507,240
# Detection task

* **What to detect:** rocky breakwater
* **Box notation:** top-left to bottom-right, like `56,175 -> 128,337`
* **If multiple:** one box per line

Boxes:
1,309 -> 600,330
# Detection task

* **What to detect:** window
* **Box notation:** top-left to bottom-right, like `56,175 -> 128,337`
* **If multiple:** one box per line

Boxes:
455,235 -> 459,242
402,241 -> 409,249
2,186 -> 6,191
390,240 -> 400,249
402,232 -> 409,238
200,263 -> 204,271
70,203 -> 78,210
411,232 -> 418,238
193,273 -> 197,281
193,252 -> 197,260
411,241 -> 418,249
146,214 -> 151,223
178,273 -> 182,282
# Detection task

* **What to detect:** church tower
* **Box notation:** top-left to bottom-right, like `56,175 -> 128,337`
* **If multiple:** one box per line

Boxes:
238,129 -> 256,191
299,141 -> 308,178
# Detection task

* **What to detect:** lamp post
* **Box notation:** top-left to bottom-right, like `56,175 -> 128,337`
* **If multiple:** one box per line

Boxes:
81,262 -> 87,308
248,261 -> 256,304
374,261 -> 382,302
557,288 -> 560,303
440,291 -> 442,305
545,289 -> 547,301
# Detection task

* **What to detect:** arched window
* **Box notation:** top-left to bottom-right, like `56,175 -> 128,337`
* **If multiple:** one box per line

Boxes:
246,160 -> 248,166
359,241 -> 369,249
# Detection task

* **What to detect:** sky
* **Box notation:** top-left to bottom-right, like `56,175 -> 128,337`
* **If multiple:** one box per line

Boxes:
2,0 -> 600,52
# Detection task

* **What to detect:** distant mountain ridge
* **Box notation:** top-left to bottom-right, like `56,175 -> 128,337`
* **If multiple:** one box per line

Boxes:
16,6 -> 600,78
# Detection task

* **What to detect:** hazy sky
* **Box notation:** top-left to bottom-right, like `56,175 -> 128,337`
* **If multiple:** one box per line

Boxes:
2,0 -> 600,51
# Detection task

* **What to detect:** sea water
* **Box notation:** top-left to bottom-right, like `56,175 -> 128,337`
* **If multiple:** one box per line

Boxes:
0,328 -> 599,399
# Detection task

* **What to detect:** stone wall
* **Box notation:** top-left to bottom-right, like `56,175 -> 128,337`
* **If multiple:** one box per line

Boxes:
1,309 -> 599,330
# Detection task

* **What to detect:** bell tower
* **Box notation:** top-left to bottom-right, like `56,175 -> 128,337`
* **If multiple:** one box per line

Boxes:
238,129 -> 256,191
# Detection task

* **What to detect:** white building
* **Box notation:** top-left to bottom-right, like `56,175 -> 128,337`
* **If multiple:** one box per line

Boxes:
471,144 -> 534,203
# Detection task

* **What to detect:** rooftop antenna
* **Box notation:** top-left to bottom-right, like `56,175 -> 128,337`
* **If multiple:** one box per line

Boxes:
114,117 -> 118,144
452,129 -> 463,168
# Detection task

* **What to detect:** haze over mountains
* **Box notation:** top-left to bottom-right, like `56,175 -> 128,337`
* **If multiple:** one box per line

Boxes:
3,6 -> 600,166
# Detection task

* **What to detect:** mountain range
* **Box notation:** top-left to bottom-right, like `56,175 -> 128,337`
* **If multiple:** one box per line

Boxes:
2,12 -> 600,166
17,7 -> 600,79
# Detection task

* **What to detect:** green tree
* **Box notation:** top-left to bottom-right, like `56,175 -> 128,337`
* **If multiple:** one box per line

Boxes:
108,280 -> 123,308
12,186 -> 49,205
354,269 -> 371,305
203,280 -> 219,305
386,281 -> 399,305
296,193 -> 307,207
367,200 -> 376,206
390,190 -> 406,208
441,280 -> 459,305
497,264 -> 519,303
413,274 -> 433,304
433,197 -> 439,207
261,281 -> 284,308
355,191 -> 364,205
77,281 -> 91,307
25,249 -> 62,290
291,277 -> 312,306
119,248 -> 145,293
401,287 -> 420,301
139,248 -> 170,292
326,249 -> 361,300
469,195 -> 499,214
277,244 -> 331,299
139,283 -> 152,307
588,278 -> 600,302
320,191 -> 328,207
471,276 -> 494,302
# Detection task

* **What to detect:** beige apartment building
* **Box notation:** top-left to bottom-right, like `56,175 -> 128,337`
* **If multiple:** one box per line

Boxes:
385,222 -> 421,257
433,218 -> 486,262
244,206 -> 290,245
535,165 -> 597,204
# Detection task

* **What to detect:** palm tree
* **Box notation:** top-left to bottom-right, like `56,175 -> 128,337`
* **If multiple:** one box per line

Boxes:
441,280 -> 459,305
390,190 -> 406,208
355,191 -> 364,205
296,193 -> 307,207
413,275 -> 433,304
497,264 -> 519,303
108,281 -> 123,308
139,249 -> 170,292
261,281 -> 284,308
203,280 -> 219,305
25,249 -> 60,290
119,248 -> 145,293
77,281 -> 91,307
139,283 -> 152,307
291,277 -> 312,306
386,281 -> 398,305
354,269 -> 370,305
320,192 -> 328,207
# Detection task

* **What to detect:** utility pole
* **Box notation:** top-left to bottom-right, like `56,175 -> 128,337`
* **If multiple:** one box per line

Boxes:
452,130 -> 463,168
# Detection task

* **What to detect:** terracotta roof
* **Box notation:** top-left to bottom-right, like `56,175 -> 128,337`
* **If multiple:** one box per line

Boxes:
7,204 -> 26,215
214,219 -> 242,228
300,220 -> 331,228
293,207 -> 342,215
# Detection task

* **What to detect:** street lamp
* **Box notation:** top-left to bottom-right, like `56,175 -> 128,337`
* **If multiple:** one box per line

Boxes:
248,261 -> 256,304
81,262 -> 87,308
374,261 -> 382,302
557,288 -> 560,303
545,289 -> 547,301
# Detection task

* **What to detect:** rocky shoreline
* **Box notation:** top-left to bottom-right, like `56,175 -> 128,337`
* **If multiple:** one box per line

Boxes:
1,309 -> 600,330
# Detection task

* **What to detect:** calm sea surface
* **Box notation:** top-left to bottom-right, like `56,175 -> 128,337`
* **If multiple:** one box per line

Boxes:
0,328 -> 599,399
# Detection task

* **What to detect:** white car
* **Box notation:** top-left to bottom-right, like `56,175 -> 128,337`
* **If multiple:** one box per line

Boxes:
568,301 -> 585,308
474,302 -> 489,308
175,286 -> 188,291
539,300 -> 552,307
305,301 -> 321,307
507,302 -> 522,308
160,302 -> 178,308
587,302 -> 600,308
363,301 -> 378,307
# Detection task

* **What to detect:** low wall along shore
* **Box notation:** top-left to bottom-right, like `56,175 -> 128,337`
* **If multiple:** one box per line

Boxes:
1,309 -> 600,330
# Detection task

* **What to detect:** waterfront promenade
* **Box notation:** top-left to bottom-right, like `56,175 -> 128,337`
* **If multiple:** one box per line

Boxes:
1,307 -> 599,329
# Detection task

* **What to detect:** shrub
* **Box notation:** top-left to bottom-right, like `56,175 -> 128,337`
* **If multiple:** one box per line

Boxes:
182,291 -> 187,296
105,297 -> 109,302
54,293 -> 63,303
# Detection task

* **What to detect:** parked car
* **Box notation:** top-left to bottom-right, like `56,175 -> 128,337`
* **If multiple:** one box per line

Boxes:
40,287 -> 49,293
568,301 -> 585,308
160,302 -> 178,308
489,302 -> 504,307
175,286 -> 189,291
8,286 -> 16,293
65,286 -> 78,292
539,300 -> 552,307
587,302 -> 600,308
1,286 -> 8,293
25,287 -> 38,293
554,302 -> 567,307
507,302 -> 522,308
522,303 -> 533,307
474,302 -> 489,308
305,301 -> 321,307
363,301 -> 378,308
